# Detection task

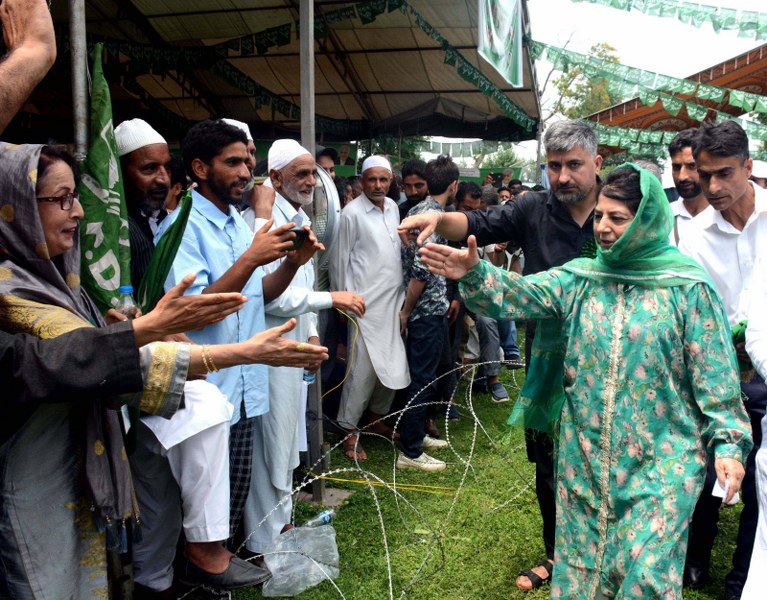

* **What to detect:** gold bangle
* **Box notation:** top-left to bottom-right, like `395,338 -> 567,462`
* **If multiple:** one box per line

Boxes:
201,345 -> 214,373
205,345 -> 220,372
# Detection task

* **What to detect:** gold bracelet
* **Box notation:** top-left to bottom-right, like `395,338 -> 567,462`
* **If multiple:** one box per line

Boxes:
204,344 -> 220,372
201,345 -> 214,373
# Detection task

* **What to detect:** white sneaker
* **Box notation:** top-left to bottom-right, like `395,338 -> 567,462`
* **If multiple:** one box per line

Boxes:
421,434 -> 448,450
396,452 -> 446,472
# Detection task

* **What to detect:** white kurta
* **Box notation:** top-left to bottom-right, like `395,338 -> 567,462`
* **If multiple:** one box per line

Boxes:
242,195 -> 334,551
744,254 -> 767,600
329,194 -> 410,389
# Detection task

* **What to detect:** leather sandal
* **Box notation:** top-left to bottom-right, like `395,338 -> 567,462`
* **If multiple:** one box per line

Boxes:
342,434 -> 367,461
516,558 -> 553,590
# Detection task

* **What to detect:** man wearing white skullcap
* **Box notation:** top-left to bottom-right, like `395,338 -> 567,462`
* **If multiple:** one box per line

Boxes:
221,118 -> 257,174
115,118 -> 171,295
115,118 -> 271,594
329,155 -> 410,461
241,139 -> 365,553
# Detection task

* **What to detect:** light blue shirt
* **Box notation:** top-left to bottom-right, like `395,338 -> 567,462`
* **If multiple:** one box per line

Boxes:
156,189 -> 268,424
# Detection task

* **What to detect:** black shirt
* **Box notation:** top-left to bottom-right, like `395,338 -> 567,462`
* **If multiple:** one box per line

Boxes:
464,187 -> 595,275
128,213 -> 157,292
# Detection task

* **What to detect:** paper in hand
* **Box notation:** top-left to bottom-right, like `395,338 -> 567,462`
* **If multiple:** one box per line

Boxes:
712,478 -> 740,506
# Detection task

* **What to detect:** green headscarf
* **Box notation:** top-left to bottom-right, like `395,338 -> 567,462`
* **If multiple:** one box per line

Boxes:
563,163 -> 713,288
511,163 -> 717,435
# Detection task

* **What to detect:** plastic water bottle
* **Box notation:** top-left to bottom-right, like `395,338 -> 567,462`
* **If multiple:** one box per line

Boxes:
302,509 -> 335,527
303,370 -> 316,385
116,285 -> 139,320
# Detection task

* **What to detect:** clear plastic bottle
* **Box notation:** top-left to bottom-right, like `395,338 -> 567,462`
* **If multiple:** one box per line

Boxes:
302,508 -> 335,527
303,370 -> 316,385
116,285 -> 139,320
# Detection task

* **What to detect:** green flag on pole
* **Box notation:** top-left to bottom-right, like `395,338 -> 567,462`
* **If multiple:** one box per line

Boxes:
78,43 -> 131,314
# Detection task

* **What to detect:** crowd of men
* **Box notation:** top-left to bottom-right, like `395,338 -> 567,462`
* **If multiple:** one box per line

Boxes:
2,1 -> 767,598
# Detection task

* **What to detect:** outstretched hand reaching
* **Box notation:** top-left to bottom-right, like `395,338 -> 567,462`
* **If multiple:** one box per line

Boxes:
418,235 -> 480,280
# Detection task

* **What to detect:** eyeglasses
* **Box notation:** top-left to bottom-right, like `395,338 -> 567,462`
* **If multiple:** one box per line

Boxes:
36,192 -> 78,210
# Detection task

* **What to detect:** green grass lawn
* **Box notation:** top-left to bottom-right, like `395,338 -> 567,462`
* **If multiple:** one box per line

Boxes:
229,340 -> 742,599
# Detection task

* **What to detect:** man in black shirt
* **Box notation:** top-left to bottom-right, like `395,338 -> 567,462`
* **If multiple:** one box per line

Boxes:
399,119 -> 602,591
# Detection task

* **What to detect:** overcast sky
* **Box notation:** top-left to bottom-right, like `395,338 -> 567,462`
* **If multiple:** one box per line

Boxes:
527,0 -> 763,81
512,0 -> 767,166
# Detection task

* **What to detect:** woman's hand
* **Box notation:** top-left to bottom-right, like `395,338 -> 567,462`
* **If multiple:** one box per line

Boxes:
132,273 -> 246,346
242,319 -> 328,370
418,235 -> 480,280
715,457 -> 746,504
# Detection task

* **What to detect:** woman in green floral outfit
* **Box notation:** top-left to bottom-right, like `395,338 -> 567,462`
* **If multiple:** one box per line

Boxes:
420,164 -> 752,599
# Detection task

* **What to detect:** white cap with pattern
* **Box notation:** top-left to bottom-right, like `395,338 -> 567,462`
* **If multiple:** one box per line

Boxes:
114,119 -> 166,157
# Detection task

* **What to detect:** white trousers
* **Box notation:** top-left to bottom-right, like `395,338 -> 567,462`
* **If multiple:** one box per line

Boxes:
131,384 -> 231,591
743,415 -> 767,599
336,333 -> 395,430
242,414 -> 294,553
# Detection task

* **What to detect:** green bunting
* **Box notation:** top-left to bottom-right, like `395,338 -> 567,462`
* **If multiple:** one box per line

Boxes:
533,40 -> 767,117
570,0 -> 767,40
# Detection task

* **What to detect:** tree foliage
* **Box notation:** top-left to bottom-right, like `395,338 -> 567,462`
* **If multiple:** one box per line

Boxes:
481,146 -> 523,169
357,135 -> 427,169
551,43 -> 625,120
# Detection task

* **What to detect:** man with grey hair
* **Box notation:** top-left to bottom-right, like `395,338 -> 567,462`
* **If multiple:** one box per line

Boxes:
398,118 -> 602,591
240,139 -> 365,552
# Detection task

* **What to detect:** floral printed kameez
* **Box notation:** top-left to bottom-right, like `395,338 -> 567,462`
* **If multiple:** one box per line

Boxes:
457,165 -> 752,599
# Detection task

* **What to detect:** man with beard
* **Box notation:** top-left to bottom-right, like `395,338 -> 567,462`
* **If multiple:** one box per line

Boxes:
116,119 -> 275,596
397,155 -> 456,472
399,159 -> 429,221
158,120 -> 324,555
668,128 -> 710,247
116,119 -> 173,292
330,156 -> 410,461
398,119 -> 602,591
241,139 -> 365,553
679,120 -> 767,600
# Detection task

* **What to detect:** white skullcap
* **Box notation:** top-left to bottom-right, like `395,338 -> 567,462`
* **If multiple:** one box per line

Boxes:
268,139 -> 312,172
221,118 -> 253,141
114,119 -> 166,157
752,159 -> 767,179
361,155 -> 392,173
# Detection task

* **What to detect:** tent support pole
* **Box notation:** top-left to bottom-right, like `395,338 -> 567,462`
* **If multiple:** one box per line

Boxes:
300,0 -> 325,505
69,0 -> 88,159
300,0 -> 315,155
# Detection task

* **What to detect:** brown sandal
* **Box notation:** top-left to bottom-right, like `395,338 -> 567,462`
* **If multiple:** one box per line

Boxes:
342,434 -> 367,461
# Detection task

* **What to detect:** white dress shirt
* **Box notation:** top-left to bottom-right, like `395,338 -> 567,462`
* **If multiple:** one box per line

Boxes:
668,200 -> 712,247
679,182 -> 767,326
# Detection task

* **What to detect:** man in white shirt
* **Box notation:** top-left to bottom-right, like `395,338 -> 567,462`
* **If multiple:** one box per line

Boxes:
241,140 -> 364,554
743,254 -> 767,600
329,156 -> 411,461
679,120 -> 767,600
667,128 -> 710,247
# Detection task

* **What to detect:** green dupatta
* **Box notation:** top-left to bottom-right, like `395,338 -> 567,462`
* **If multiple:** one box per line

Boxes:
511,163 -> 717,435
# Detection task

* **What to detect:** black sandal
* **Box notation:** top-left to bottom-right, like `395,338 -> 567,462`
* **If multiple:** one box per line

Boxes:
516,558 -> 553,590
